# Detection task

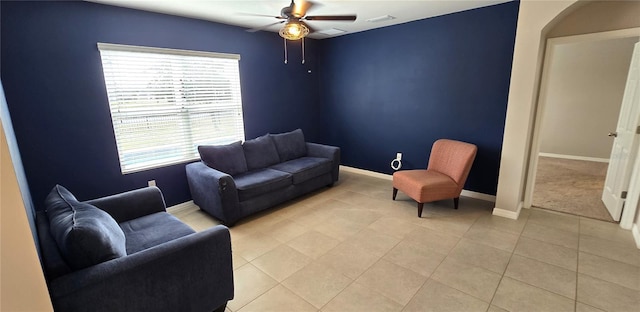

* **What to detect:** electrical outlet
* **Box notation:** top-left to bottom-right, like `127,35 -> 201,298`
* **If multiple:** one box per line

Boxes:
148,180 -> 156,187
396,152 -> 402,160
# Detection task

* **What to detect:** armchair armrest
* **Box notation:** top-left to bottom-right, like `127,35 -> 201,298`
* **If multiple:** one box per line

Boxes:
186,162 -> 241,225
307,142 -> 341,182
85,186 -> 166,223
49,225 -> 234,312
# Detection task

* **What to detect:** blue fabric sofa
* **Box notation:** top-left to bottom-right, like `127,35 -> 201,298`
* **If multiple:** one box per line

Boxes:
36,185 -> 234,312
186,129 -> 340,226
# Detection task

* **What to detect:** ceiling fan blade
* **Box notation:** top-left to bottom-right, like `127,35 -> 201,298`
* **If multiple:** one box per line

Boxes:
237,12 -> 286,19
304,15 -> 357,21
292,0 -> 315,18
246,21 -> 285,33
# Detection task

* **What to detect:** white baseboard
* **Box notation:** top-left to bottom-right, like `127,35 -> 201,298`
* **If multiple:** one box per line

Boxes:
461,190 -> 496,202
633,224 -> 640,249
492,202 -> 522,220
340,165 -> 392,180
167,200 -> 197,214
538,153 -> 609,163
340,165 -> 496,202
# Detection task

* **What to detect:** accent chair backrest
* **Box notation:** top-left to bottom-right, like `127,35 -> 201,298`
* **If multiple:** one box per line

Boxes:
427,139 -> 478,192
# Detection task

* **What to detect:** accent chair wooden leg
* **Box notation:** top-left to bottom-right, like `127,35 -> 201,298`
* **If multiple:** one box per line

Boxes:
453,197 -> 459,209
392,188 -> 398,200
418,202 -> 424,217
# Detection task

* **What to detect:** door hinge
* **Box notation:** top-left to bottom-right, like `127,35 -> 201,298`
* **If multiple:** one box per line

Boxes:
621,191 -> 628,199
636,126 -> 640,134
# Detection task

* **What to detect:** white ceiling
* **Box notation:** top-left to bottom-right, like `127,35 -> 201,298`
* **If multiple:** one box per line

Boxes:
87,0 -> 512,39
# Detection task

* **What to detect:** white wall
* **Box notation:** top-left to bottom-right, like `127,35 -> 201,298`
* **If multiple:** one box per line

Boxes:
495,0 -> 640,248
493,0 -> 578,219
539,37 -> 639,159
548,0 -> 640,38
495,0 -> 640,216
635,202 -> 640,247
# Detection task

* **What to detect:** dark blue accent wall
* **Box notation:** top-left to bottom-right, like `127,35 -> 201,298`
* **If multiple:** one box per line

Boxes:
317,1 -> 519,195
1,1 -> 320,209
2,1 -> 519,211
1,80 -> 40,254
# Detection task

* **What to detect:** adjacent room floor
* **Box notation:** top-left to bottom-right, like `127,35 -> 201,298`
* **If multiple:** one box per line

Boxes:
172,170 -> 639,312
532,156 -> 613,222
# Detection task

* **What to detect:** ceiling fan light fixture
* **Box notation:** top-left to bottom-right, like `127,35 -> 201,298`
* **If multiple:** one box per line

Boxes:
279,21 -> 309,40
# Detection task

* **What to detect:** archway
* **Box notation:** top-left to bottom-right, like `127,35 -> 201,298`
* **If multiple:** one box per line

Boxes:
525,30 -> 639,222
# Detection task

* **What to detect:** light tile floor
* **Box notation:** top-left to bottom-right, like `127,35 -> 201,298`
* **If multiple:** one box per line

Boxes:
171,170 -> 640,312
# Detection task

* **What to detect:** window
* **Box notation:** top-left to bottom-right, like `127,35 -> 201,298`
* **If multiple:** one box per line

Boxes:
98,43 -> 244,174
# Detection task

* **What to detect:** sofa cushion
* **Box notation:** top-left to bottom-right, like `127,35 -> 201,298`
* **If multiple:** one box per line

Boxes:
198,141 -> 248,175
234,168 -> 292,201
243,135 -> 280,171
119,212 -> 195,254
44,185 -> 127,270
270,157 -> 333,184
271,129 -> 307,162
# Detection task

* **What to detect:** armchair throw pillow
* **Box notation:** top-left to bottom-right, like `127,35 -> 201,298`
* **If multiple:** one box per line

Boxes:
45,185 -> 127,270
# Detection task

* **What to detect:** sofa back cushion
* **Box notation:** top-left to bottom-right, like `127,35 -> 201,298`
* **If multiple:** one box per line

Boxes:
271,129 -> 307,162
198,141 -> 248,175
243,135 -> 280,171
45,185 -> 127,270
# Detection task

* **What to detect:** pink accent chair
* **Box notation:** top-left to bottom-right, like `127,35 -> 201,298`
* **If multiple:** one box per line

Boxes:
392,139 -> 477,217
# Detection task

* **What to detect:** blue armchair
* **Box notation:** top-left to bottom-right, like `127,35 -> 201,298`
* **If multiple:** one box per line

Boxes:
36,185 -> 234,312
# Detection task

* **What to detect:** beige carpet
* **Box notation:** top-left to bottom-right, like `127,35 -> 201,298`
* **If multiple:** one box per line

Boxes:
532,156 -> 614,222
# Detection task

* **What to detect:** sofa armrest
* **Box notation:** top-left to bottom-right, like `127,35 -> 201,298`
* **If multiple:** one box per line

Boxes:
307,142 -> 341,182
48,225 -> 234,312
85,186 -> 166,223
186,162 -> 241,225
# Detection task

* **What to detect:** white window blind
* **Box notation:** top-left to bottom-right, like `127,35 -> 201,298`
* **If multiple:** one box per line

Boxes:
98,43 -> 244,174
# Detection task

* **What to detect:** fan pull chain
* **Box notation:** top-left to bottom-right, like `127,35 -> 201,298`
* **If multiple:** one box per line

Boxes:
302,37 -> 305,64
284,38 -> 288,64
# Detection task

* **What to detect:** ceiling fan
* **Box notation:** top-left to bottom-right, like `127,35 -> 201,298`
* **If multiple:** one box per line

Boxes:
245,0 -> 357,41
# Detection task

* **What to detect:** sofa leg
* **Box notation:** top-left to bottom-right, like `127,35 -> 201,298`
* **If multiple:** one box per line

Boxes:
222,221 -> 236,228
213,302 -> 227,312
453,197 -> 459,209
392,188 -> 398,200
418,202 -> 424,217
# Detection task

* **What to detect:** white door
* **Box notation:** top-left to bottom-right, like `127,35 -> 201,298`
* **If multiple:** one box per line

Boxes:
602,42 -> 640,221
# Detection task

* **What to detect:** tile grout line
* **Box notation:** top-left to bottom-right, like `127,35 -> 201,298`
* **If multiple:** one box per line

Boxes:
423,215 -> 503,308
578,233 -> 640,260
573,223 -> 640,300
276,259 -> 334,311
488,213 -> 586,308
278,201 -> 393,311
575,218 -> 581,312
289,228 -> 358,310
496,215 -> 579,304
352,257 -> 412,308
229,262 -> 281,312
510,252 -> 577,273
321,223 -> 407,309
486,216 -> 523,311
